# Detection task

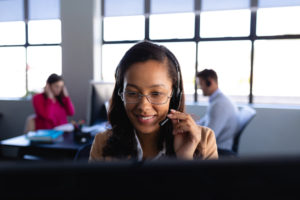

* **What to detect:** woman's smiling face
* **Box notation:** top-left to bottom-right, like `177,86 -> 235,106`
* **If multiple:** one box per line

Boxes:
122,59 -> 173,135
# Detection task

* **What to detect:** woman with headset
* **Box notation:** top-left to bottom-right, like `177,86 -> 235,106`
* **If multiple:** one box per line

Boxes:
89,41 -> 218,161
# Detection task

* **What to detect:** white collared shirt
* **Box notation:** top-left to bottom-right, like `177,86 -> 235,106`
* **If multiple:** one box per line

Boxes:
134,130 -> 166,161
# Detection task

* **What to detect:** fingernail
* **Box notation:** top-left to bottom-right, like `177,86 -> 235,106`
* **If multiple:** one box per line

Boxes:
170,109 -> 176,113
167,114 -> 172,117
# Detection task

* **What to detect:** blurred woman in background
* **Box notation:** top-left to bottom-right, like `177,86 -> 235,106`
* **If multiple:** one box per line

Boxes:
32,73 -> 75,130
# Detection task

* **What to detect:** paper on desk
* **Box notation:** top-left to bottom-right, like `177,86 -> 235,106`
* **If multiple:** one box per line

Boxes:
54,123 -> 74,132
81,122 -> 111,136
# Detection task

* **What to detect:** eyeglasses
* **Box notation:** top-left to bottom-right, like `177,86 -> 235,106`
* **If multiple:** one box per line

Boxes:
118,90 -> 173,105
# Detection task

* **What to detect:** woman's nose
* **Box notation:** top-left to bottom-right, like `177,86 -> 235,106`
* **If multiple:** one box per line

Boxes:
136,95 -> 152,109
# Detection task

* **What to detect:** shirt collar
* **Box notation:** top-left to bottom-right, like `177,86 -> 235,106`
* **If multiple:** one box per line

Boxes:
134,130 -> 166,161
209,88 -> 221,103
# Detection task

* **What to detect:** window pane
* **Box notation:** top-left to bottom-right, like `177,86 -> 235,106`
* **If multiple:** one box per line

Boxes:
104,0 -> 144,17
103,16 -> 144,41
198,41 -> 251,103
0,21 -> 25,45
158,42 -> 196,102
257,6 -> 300,36
150,13 -> 194,39
27,46 -> 62,92
28,19 -> 61,44
0,47 -> 26,98
29,0 -> 60,20
202,0 -> 250,11
253,40 -> 300,105
151,0 -> 194,14
0,0 -> 23,22
102,43 -> 135,82
258,0 -> 300,8
200,9 -> 251,37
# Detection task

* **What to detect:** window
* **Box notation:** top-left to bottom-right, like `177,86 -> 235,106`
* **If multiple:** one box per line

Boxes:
102,0 -> 300,106
253,39 -> 300,105
150,13 -> 195,39
198,41 -> 251,103
102,43 -> 135,81
256,6 -> 300,36
200,9 -> 251,38
0,0 -> 61,98
103,16 -> 144,41
0,47 -> 26,98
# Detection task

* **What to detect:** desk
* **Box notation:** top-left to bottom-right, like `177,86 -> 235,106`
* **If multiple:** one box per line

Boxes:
0,132 -> 91,161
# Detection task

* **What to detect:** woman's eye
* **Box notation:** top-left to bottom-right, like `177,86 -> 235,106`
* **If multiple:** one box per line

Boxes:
151,92 -> 163,97
126,92 -> 138,96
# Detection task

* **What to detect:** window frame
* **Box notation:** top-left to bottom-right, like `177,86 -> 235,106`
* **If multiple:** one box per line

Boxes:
101,0 -> 300,105
0,0 -> 61,98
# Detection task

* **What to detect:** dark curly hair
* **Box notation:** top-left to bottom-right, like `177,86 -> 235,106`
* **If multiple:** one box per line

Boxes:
102,41 -> 185,159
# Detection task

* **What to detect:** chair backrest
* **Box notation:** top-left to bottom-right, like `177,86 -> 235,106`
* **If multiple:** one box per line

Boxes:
73,142 -> 93,162
24,114 -> 36,133
232,105 -> 256,153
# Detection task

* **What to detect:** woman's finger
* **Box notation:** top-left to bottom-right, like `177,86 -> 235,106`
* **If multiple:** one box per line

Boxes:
167,111 -> 189,121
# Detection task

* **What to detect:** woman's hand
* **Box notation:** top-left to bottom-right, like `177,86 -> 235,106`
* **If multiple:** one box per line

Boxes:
167,109 -> 202,160
44,84 -> 55,101
62,85 -> 69,97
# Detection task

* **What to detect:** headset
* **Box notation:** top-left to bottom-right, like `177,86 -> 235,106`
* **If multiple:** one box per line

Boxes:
206,79 -> 211,87
158,47 -> 182,126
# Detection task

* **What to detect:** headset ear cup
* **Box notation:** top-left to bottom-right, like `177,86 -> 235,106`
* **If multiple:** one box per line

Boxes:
206,80 -> 211,87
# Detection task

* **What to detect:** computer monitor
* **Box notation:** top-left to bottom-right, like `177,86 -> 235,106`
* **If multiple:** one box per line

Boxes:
86,81 -> 115,126
1,157 -> 300,198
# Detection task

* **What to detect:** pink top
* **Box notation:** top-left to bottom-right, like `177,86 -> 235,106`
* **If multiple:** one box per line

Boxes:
32,93 -> 75,130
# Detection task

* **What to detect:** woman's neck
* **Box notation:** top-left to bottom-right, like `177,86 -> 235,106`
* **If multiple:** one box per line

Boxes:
136,131 -> 159,159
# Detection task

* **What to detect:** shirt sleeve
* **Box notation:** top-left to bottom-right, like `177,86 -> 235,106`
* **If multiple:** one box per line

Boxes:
62,97 -> 75,116
195,126 -> 218,160
32,94 -> 55,120
203,128 -> 219,159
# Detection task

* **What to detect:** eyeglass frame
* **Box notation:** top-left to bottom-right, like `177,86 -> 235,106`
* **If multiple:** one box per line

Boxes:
118,90 -> 173,105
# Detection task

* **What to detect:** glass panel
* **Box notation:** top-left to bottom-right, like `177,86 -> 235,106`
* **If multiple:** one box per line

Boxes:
104,0 -> 144,17
200,9 -> 251,38
198,41 -> 251,103
102,43 -> 136,82
28,19 -> 61,44
253,40 -> 300,105
0,21 -> 25,45
29,0 -> 60,20
150,13 -> 194,39
202,0 -> 250,11
0,0 -> 23,22
0,47 -> 26,98
158,42 -> 196,102
151,0 -> 194,14
258,0 -> 300,8
257,6 -> 300,36
27,46 -> 62,92
103,16 -> 144,41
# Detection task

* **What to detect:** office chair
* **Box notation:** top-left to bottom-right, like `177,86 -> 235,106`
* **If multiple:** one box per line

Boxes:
73,142 -> 93,162
24,114 -> 36,133
232,105 -> 256,153
218,105 -> 256,158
